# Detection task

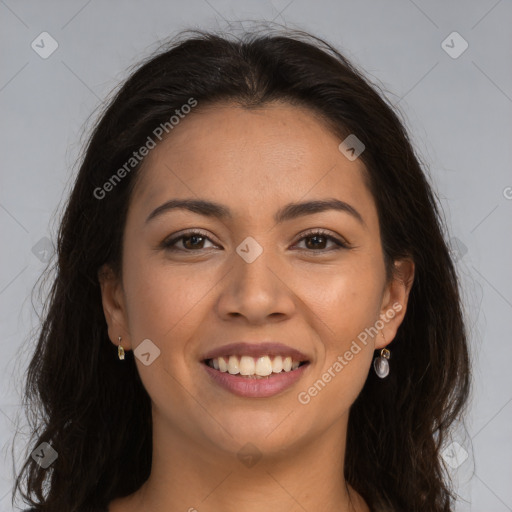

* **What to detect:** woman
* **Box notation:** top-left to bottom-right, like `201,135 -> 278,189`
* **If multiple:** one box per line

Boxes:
13,26 -> 471,512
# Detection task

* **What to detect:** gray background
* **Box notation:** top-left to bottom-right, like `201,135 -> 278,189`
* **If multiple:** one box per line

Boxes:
1,0 -> 511,510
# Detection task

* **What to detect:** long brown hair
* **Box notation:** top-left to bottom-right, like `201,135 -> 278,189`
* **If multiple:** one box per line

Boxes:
12,25 -> 471,512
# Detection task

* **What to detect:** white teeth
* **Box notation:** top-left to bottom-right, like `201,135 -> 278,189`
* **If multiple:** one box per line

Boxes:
255,356 -> 273,376
218,356 -> 228,372
208,354 -> 304,376
239,356 -> 255,375
272,355 -> 283,373
228,355 -> 240,374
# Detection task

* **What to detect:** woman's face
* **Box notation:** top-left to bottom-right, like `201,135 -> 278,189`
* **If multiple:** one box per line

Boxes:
100,101 -> 413,460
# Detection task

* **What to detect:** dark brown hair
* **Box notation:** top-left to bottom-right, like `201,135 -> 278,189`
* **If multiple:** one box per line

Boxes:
12,25 -> 471,512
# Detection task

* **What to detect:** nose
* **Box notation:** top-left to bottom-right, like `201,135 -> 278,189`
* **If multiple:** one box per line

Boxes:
215,241 -> 296,325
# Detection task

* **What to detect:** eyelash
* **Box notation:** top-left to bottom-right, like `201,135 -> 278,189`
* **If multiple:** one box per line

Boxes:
161,229 -> 350,253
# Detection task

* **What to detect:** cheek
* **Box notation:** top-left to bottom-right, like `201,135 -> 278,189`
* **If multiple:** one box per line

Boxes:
297,270 -> 380,414
310,263 -> 384,338
299,345 -> 374,421
302,260 -> 383,391
120,251 -> 211,418
121,249 -> 216,342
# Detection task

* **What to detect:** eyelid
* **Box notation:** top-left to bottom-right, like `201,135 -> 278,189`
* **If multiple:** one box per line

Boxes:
161,228 -> 350,251
295,227 -> 348,245
161,228 -> 219,249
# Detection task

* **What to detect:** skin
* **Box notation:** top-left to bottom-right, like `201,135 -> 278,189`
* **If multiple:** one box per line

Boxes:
99,101 -> 414,512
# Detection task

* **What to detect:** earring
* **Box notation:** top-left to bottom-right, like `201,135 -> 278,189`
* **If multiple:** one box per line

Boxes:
118,336 -> 125,360
373,332 -> 390,378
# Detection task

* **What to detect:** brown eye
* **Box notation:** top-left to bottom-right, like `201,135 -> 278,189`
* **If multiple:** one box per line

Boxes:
162,231 -> 217,251
181,234 -> 207,250
303,234 -> 329,250
161,229 -> 349,253
294,231 -> 348,252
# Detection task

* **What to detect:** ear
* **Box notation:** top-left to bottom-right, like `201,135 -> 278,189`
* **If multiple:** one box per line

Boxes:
98,263 -> 132,351
375,258 -> 415,350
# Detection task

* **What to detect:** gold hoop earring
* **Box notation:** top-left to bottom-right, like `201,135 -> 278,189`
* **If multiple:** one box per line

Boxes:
118,336 -> 125,360
373,332 -> 390,378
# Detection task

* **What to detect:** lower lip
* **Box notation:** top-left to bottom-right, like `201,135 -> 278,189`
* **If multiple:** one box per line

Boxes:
202,362 -> 310,398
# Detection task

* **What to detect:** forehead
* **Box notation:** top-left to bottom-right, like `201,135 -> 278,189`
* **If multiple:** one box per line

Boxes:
131,101 -> 373,220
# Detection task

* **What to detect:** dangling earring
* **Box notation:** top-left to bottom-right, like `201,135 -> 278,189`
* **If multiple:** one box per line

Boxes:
118,336 -> 125,360
373,331 -> 390,378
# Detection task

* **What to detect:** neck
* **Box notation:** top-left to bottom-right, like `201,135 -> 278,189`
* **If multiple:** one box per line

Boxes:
109,408 -> 369,512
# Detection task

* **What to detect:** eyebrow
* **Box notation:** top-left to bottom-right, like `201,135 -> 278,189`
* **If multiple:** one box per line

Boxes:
145,197 -> 365,226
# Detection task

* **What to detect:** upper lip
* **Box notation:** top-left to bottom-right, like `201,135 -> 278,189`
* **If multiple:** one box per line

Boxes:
201,342 -> 310,362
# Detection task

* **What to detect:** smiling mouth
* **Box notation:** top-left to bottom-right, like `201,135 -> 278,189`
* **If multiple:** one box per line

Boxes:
203,355 -> 309,379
